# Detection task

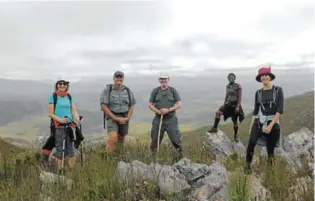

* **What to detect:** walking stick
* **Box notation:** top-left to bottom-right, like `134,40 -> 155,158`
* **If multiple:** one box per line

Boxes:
79,116 -> 83,166
156,114 -> 164,153
61,116 -> 68,174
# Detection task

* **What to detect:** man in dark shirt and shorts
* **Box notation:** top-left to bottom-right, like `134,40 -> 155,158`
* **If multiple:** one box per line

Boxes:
148,73 -> 183,157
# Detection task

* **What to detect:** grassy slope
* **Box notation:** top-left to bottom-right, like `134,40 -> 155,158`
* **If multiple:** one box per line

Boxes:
0,91 -> 314,201
182,90 -> 314,143
0,138 -> 24,156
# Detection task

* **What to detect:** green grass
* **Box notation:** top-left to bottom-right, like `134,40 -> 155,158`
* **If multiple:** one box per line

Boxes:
0,91 -> 314,200
0,138 -> 313,201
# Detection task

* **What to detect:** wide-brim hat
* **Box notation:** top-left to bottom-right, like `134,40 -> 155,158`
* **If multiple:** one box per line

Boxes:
55,80 -> 70,85
255,66 -> 276,82
158,72 -> 169,79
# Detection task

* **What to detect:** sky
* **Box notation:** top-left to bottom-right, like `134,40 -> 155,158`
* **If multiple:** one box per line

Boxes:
0,0 -> 314,80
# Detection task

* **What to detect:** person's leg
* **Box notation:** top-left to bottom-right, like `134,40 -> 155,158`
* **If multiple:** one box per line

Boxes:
246,121 -> 262,168
66,128 -> 76,169
117,118 -> 129,143
208,105 -> 224,133
117,121 -> 129,150
106,118 -> 119,153
266,123 -> 281,166
53,128 -> 66,172
231,115 -> 239,142
165,116 -> 182,153
150,116 -> 166,153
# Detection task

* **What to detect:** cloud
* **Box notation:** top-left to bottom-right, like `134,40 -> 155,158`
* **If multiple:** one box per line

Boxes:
0,0 -> 313,80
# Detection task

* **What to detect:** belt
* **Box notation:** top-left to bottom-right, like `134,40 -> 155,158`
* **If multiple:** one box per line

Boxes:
111,111 -> 128,115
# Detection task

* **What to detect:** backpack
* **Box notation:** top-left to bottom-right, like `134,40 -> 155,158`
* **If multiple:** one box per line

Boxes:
103,84 -> 131,129
257,85 -> 280,111
50,92 -> 72,133
152,86 -> 176,104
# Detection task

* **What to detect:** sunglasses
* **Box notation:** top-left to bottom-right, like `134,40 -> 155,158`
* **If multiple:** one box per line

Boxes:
58,82 -> 68,86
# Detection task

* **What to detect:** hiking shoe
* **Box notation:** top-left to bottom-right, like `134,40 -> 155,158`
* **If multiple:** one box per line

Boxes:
244,162 -> 252,174
234,134 -> 240,142
207,127 -> 218,133
40,154 -> 50,167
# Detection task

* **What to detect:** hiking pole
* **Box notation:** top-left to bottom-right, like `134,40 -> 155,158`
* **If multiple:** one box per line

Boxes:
79,116 -> 83,166
61,116 -> 68,174
156,114 -> 164,153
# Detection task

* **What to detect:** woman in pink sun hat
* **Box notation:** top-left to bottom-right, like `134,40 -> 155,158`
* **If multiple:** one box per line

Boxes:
245,65 -> 284,171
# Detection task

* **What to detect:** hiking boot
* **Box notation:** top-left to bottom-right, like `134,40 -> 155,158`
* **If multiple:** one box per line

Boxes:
244,161 -> 252,174
40,154 -> 50,168
207,127 -> 218,133
58,169 -> 65,175
234,134 -> 240,142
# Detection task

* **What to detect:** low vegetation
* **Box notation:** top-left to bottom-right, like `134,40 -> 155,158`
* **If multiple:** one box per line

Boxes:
0,138 -> 313,201
0,91 -> 314,201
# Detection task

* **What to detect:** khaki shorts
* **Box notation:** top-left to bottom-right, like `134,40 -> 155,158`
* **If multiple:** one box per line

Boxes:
106,113 -> 129,136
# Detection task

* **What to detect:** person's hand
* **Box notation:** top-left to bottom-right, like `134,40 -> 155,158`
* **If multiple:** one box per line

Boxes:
160,108 -> 169,115
264,124 -> 273,134
59,118 -> 68,124
155,110 -> 162,115
78,119 -> 83,124
235,107 -> 240,113
75,117 -> 83,124
119,117 -> 129,124
114,116 -> 122,122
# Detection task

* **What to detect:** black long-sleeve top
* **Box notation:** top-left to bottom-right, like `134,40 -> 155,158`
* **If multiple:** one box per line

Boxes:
253,86 -> 284,116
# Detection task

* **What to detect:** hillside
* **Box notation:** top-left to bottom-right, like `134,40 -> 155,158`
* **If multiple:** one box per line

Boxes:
0,91 -> 314,201
182,90 -> 314,143
0,138 -> 24,157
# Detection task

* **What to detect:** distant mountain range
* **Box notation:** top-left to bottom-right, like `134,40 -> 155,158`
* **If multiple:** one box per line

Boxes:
0,66 -> 313,144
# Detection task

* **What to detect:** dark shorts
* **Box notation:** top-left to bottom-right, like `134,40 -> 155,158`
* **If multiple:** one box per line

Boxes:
53,127 -> 75,159
106,113 -> 129,135
218,102 -> 244,122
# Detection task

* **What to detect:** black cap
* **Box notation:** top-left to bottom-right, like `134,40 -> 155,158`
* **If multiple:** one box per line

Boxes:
56,80 -> 70,84
114,70 -> 124,77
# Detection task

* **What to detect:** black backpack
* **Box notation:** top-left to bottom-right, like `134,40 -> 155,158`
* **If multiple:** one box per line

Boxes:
151,86 -> 176,103
257,85 -> 280,111
103,84 -> 131,129
50,92 -> 72,134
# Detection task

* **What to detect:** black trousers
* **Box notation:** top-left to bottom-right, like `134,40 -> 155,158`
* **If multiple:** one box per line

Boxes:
246,119 -> 280,164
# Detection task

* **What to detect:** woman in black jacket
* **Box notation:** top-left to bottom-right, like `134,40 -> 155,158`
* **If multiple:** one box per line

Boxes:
246,66 -> 284,170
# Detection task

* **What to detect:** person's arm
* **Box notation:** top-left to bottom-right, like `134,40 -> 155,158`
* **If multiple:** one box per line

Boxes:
100,87 -> 118,121
269,87 -> 284,127
70,97 -> 80,123
223,93 -> 227,104
148,88 -> 161,114
48,94 -> 63,122
249,91 -> 259,130
236,85 -> 242,108
169,88 -> 182,112
126,90 -> 136,120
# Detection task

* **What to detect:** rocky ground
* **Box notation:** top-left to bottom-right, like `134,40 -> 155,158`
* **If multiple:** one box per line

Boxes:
36,127 -> 314,201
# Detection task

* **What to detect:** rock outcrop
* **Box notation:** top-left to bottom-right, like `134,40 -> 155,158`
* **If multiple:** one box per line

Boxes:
204,129 -> 246,161
117,128 -> 314,200
117,158 -> 230,201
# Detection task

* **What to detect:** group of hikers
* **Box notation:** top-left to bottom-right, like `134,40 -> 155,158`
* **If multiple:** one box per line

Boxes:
41,65 -> 284,174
